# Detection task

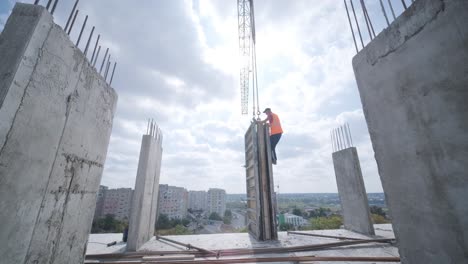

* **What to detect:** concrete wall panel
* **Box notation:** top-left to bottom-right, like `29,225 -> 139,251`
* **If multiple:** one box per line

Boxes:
352,0 -> 468,263
0,4 -> 117,264
127,131 -> 163,251
332,147 -> 374,235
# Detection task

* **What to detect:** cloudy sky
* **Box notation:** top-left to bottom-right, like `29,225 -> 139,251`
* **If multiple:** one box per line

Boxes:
1,0 -> 409,193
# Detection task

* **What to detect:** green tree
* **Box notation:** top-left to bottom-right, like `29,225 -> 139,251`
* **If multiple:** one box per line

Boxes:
156,214 -> 171,229
91,214 -> 126,233
371,214 -> 389,224
310,216 -> 343,230
370,206 -> 386,217
292,208 -> 303,217
223,210 -> 233,225
279,223 -> 293,231
209,212 -> 222,221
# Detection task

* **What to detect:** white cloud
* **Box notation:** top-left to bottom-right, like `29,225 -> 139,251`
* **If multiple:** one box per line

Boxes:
0,0 -> 391,193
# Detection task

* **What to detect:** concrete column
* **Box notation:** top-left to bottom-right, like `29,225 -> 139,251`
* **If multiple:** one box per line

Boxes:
332,147 -> 374,235
0,4 -> 117,264
127,124 -> 163,251
352,0 -> 468,263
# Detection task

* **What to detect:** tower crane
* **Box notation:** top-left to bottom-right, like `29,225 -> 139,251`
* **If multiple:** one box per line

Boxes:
237,0 -> 260,118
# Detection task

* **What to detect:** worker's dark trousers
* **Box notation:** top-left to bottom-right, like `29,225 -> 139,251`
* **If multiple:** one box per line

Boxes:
270,133 -> 282,161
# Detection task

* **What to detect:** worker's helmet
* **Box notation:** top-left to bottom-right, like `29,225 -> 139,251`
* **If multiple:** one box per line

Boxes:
263,108 -> 271,113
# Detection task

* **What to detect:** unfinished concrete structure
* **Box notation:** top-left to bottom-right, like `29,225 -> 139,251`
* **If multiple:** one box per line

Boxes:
244,121 -> 277,241
127,120 -> 163,251
0,3 -> 117,264
331,124 -> 374,236
352,0 -> 468,263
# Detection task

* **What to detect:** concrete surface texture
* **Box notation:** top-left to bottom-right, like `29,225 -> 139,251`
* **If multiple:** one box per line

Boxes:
332,147 -> 374,236
127,129 -> 163,251
87,224 -> 399,263
352,0 -> 468,263
0,3 -> 117,264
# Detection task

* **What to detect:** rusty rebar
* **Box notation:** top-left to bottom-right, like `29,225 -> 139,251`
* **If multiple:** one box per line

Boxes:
156,235 -> 218,256
349,0 -> 364,48
90,34 -> 100,63
64,0 -> 79,32
93,45 -> 101,67
67,9 -> 79,35
46,0 -> 53,10
109,62 -> 117,85
344,0 -> 359,53
50,0 -> 59,14
76,15 -> 88,46
84,26 -> 94,55
99,48 -> 109,74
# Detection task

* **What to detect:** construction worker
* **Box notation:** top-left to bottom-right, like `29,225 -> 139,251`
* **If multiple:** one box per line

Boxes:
261,108 -> 283,165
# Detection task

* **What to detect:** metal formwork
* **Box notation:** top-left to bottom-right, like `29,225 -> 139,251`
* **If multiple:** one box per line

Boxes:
244,121 -> 278,241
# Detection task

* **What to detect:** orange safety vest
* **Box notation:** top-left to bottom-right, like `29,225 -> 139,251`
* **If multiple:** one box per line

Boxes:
269,113 -> 283,135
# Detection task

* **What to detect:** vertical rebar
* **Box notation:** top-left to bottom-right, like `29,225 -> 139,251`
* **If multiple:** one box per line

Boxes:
93,46 -> 101,67
46,0 -> 53,10
336,128 -> 343,150
359,0 -> 373,40
401,0 -> 408,9
349,0 -> 365,48
50,0 -> 59,15
34,0 -> 40,5
64,0 -> 79,32
109,62 -> 117,85
67,10 -> 79,35
345,124 -> 352,148
379,0 -> 390,26
344,0 -> 359,53
387,0 -> 396,20
84,26 -> 94,56
335,128 -> 341,151
99,48 -> 109,74
341,126 -> 346,149
347,123 -> 354,146
76,15 -> 88,46
361,0 -> 376,38
90,34 -> 100,63
104,61 -> 110,80
104,54 -> 111,78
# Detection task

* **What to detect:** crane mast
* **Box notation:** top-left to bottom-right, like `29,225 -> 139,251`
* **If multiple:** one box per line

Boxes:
237,0 -> 259,117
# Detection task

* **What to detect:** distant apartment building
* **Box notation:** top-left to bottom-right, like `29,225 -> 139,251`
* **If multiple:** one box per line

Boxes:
158,184 -> 188,219
188,190 -> 207,211
207,188 -> 226,216
281,213 -> 308,227
101,188 -> 134,221
93,185 -> 108,220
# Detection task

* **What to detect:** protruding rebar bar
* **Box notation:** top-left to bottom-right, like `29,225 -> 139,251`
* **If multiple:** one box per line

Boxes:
67,10 -> 79,35
64,0 -> 79,32
347,123 -> 354,146
76,15 -> 88,46
344,0 -> 359,53
84,26 -> 94,56
147,119 -> 150,134
401,0 -> 408,10
109,62 -> 117,85
99,48 -> 109,74
387,0 -> 396,20
90,34 -> 100,63
46,0 -> 53,10
104,54 -> 111,78
359,0 -> 373,40
349,0 -> 365,48
340,126 -> 346,149
93,46 -> 101,67
345,124 -> 352,147
361,0 -> 376,38
331,131 -> 334,152
379,0 -> 390,26
50,0 -> 59,15
104,61 -> 111,80
34,0 -> 40,5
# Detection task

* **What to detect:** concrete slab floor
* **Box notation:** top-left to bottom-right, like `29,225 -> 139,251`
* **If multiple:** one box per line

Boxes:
87,224 -> 399,263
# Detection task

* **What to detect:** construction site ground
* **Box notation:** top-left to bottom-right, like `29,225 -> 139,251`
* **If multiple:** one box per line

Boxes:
86,224 -> 399,263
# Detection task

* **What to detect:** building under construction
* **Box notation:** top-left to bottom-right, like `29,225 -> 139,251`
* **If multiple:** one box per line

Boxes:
0,0 -> 467,263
